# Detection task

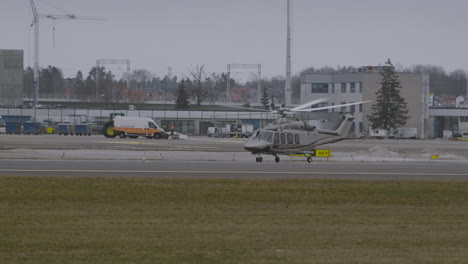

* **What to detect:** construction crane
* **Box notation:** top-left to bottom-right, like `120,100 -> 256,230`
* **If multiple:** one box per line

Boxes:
28,0 -> 105,107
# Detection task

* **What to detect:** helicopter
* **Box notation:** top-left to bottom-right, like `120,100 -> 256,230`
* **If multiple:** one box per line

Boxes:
243,99 -> 371,163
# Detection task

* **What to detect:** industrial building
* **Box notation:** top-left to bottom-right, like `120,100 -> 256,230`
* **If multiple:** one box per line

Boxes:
0,50 -> 23,107
300,68 -> 431,138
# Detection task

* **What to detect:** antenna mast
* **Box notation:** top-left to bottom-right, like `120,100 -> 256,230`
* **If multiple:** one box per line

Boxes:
285,0 -> 292,105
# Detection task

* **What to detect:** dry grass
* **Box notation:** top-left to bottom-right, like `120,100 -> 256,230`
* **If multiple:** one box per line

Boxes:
1,176 -> 468,264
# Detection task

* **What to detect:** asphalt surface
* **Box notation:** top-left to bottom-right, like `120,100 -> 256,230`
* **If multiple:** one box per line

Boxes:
1,159 -> 468,181
1,134 -> 468,154
1,134 -> 468,180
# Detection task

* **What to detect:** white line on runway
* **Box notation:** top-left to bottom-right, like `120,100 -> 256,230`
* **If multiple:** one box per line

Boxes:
1,169 -> 468,176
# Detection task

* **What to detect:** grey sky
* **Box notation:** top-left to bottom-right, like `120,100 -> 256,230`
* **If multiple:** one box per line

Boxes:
2,0 -> 468,79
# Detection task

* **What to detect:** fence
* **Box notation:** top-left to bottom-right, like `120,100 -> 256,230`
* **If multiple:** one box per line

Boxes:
0,108 -> 279,135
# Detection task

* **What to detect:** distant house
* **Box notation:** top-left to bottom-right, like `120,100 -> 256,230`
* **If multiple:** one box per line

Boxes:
456,96 -> 468,108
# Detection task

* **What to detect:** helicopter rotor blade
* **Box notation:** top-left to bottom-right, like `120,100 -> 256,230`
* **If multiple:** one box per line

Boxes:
218,105 -> 273,112
289,98 -> 329,111
293,100 -> 372,112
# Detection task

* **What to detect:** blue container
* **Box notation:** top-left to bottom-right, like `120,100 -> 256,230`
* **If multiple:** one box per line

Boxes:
57,124 -> 72,135
23,122 -> 36,134
74,124 -> 90,135
5,122 -> 21,134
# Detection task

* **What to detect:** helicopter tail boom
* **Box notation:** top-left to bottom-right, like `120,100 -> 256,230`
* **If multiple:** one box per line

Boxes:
336,114 -> 355,137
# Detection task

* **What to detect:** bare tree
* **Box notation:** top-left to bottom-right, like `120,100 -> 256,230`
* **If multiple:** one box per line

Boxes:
187,65 -> 215,106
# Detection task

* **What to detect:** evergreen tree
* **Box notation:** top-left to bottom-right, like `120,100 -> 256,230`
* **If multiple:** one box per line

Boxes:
260,86 -> 270,109
74,71 -> 87,99
175,79 -> 190,109
368,59 -> 409,130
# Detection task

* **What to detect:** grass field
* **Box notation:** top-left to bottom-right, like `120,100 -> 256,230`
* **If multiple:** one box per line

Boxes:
1,176 -> 468,264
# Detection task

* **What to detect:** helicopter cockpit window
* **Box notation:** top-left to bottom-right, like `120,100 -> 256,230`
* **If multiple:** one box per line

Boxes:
295,134 -> 300,144
258,131 -> 273,142
251,129 -> 261,139
280,133 -> 286,144
287,134 -> 293,144
274,133 -> 280,144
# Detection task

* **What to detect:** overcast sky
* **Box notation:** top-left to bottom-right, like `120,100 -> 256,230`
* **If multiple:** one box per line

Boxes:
2,0 -> 468,79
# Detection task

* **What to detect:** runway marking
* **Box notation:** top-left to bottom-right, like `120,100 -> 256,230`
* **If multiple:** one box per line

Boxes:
1,169 -> 468,176
96,141 -> 217,149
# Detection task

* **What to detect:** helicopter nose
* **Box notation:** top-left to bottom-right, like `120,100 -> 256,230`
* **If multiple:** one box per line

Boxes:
243,141 -> 270,152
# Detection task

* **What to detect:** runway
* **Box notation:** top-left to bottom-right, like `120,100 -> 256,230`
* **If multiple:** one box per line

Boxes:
1,159 -> 468,181
1,134 -> 468,154
1,135 -> 468,180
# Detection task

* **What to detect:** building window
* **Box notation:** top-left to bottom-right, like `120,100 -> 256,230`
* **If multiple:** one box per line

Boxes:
311,83 -> 329,93
460,117 -> 468,122
341,102 -> 346,112
341,83 -> 346,93
359,82 -> 363,93
350,83 -> 356,93
350,104 -> 355,113
359,104 -> 363,113
359,122 -> 364,132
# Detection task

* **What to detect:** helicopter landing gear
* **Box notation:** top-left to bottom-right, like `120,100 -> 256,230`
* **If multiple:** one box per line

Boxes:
255,156 -> 264,163
275,156 -> 280,163
307,156 -> 312,163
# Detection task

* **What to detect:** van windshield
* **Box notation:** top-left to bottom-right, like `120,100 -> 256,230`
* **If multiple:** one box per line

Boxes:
149,122 -> 157,129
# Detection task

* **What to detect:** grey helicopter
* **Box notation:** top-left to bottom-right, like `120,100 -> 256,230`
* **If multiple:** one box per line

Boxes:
243,99 -> 371,163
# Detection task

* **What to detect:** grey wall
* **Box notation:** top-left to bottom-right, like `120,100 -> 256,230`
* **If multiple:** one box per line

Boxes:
0,50 -> 23,106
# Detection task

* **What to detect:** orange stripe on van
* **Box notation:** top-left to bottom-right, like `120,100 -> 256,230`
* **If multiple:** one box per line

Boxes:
114,127 -> 163,135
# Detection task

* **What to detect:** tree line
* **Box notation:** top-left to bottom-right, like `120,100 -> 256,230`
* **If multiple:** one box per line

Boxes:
23,63 -> 468,108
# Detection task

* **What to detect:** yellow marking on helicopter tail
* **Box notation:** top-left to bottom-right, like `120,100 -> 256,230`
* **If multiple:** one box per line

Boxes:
288,150 -> 331,157
315,150 -> 331,157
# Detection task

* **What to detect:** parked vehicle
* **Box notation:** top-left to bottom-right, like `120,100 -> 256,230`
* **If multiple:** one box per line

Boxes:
103,116 -> 167,139
369,129 -> 388,139
0,126 -> 5,134
390,128 -> 418,139
207,123 -> 254,138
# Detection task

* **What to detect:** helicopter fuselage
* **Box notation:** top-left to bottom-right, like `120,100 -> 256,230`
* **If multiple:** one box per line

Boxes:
243,114 -> 355,157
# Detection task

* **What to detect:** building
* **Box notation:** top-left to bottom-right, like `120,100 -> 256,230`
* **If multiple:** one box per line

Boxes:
300,70 -> 431,138
0,50 -> 23,107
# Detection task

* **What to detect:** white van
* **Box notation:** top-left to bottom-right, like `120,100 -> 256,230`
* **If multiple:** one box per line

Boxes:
390,128 -> 418,139
103,117 -> 166,139
369,129 -> 388,139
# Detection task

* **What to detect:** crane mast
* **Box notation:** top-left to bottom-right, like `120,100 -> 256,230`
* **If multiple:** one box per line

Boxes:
27,0 -> 105,107
29,0 -> 40,107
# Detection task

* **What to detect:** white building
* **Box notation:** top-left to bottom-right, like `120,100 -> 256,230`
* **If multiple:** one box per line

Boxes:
300,70 -> 431,138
